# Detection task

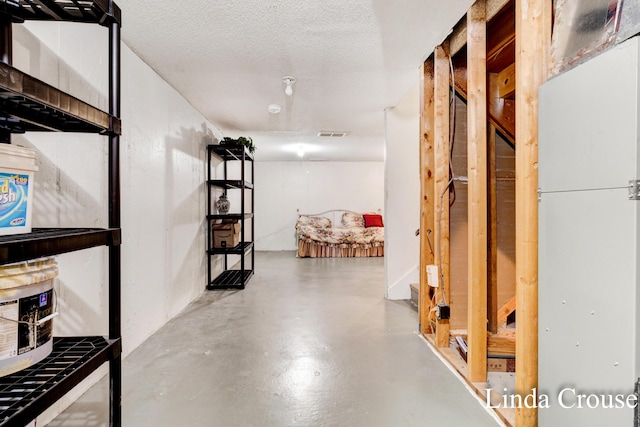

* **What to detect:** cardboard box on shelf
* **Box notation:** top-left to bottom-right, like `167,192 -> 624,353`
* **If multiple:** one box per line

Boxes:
212,221 -> 241,248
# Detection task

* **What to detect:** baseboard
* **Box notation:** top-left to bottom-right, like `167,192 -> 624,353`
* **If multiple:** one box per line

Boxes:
386,266 -> 418,300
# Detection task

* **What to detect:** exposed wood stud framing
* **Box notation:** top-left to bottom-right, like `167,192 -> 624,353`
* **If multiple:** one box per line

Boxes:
515,0 -> 551,425
487,125 -> 499,333
466,0 -> 488,383
497,295 -> 516,327
450,21 -> 468,58
452,63 -> 516,145
434,43 -> 451,348
487,0 -> 512,19
450,0 -> 512,56
488,30 -> 515,71
488,73 -> 516,144
420,57 -> 436,335
419,1 -> 552,424
497,63 -> 516,98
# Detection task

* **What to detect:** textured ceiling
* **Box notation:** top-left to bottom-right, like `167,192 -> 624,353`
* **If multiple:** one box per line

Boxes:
116,0 -> 473,161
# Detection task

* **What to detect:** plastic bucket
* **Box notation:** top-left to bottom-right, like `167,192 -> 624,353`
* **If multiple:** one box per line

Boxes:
0,144 -> 38,235
0,257 -> 58,377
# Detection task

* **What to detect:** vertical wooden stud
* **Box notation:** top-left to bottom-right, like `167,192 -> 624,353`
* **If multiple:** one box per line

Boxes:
420,57 -> 436,336
487,125 -> 498,333
515,0 -> 551,425
466,0 -> 488,383
434,43 -> 451,348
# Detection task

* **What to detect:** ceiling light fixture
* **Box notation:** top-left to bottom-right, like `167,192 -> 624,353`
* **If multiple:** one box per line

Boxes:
282,76 -> 296,96
282,143 -> 321,158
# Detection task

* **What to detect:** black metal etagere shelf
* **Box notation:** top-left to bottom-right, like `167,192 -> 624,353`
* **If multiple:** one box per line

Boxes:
0,61 -> 121,134
207,213 -> 254,220
1,0 -> 121,25
207,144 -> 254,289
207,180 -> 254,190
0,336 -> 120,427
208,241 -> 253,255
0,1 -> 122,426
0,228 -> 121,263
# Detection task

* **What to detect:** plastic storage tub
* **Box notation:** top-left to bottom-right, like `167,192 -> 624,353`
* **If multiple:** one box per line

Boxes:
0,257 -> 58,377
0,144 -> 38,235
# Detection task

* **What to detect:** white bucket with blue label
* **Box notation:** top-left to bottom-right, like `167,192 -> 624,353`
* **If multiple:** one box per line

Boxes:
0,144 -> 38,236
0,257 -> 58,377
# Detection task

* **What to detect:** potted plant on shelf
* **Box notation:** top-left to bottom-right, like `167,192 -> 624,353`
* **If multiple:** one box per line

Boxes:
221,136 -> 256,153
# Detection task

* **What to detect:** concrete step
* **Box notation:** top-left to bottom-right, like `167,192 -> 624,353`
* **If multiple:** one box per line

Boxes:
409,283 -> 419,312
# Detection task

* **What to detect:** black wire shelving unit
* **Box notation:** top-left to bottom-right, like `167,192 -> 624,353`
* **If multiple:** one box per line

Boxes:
0,1 -> 122,426
206,145 -> 255,289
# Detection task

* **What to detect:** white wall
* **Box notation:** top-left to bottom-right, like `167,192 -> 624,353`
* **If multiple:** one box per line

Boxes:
12,21 -> 221,423
384,83 -> 420,300
254,161 -> 384,250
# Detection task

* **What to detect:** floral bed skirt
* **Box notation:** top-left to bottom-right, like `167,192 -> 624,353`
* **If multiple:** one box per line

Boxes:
297,240 -> 384,258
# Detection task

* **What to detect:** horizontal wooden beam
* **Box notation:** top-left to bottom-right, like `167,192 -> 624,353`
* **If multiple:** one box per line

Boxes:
456,331 -> 516,357
489,333 -> 516,357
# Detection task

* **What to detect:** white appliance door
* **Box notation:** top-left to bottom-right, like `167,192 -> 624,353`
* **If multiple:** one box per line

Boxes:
539,37 -> 640,426
539,189 -> 637,426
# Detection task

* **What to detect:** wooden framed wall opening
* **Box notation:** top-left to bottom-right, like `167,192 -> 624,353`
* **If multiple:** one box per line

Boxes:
418,0 -> 550,426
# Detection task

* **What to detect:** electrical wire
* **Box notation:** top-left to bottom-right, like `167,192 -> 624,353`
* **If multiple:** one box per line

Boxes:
435,54 -> 458,307
428,289 -> 439,332
448,55 -> 457,208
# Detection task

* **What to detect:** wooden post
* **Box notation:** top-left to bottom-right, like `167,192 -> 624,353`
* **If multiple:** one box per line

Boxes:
466,0 -> 488,383
515,0 -> 551,425
420,57 -> 436,336
487,125 -> 498,333
434,43 -> 451,348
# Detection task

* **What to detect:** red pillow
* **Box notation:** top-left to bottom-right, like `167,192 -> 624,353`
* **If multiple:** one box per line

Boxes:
363,214 -> 384,228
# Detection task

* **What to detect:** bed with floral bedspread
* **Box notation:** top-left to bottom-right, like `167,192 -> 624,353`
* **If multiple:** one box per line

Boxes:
295,211 -> 384,258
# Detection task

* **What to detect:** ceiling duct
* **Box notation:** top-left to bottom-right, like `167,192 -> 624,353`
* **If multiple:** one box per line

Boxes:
317,131 -> 347,138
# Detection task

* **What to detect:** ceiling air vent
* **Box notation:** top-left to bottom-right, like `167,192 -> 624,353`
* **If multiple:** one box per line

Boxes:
317,131 -> 347,138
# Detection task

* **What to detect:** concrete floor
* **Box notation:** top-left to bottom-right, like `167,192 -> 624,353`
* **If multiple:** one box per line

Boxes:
50,251 -> 499,426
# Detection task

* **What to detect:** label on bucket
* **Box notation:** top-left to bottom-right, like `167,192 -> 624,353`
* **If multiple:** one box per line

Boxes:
0,289 -> 53,360
0,172 -> 29,229
18,290 -> 53,355
0,301 -> 18,359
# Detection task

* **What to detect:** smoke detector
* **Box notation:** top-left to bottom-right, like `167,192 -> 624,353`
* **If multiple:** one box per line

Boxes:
268,104 -> 281,114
